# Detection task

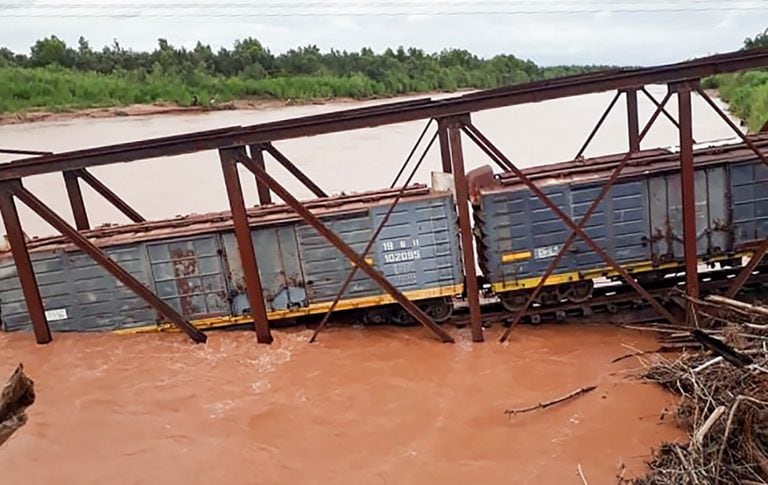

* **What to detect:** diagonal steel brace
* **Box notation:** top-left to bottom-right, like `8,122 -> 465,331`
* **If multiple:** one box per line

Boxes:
463,123 -> 680,341
235,152 -> 454,343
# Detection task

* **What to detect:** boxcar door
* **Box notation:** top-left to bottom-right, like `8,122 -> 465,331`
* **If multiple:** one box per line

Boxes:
251,225 -> 308,311
146,236 -> 231,319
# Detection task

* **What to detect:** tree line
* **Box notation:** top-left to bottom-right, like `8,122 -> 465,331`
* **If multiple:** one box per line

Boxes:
0,36 -> 601,114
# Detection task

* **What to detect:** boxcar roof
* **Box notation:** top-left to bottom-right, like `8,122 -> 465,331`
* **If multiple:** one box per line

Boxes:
1,184 -> 447,256
491,134 -> 768,192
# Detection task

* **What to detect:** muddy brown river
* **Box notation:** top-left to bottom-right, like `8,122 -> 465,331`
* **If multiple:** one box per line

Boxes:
0,89 -> 741,483
1,326 -> 681,484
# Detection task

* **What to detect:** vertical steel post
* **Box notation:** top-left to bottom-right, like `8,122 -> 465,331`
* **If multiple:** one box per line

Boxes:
63,170 -> 90,230
625,89 -> 640,152
449,117 -> 483,342
0,185 -> 52,344
220,147 -> 273,344
437,118 -> 453,173
676,85 -> 700,307
248,144 -> 272,205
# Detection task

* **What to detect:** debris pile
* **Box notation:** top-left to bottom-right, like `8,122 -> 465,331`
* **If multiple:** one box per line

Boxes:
635,295 -> 768,484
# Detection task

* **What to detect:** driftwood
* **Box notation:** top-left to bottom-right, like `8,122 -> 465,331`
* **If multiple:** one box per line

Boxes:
0,364 -> 35,447
504,385 -> 596,416
636,294 -> 768,485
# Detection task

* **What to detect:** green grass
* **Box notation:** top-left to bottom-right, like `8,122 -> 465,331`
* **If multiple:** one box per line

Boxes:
706,71 -> 768,132
0,66 -> 403,114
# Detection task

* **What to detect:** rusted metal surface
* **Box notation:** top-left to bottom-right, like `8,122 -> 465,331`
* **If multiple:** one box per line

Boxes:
0,149 -> 51,156
311,130 -> 439,342
691,89 -> 768,298
498,134 -> 768,189
236,151 -> 454,343
640,87 -> 696,143
263,144 -> 328,198
390,120 -> 433,188
448,118 -> 484,342
437,118 -> 452,174
1,185 -> 435,257
8,183 -> 207,343
0,185 -> 51,344
675,85 -> 700,306
3,49 -> 768,180
625,89 -> 641,152
63,170 -> 90,230
248,144 -> 272,205
220,147 -> 273,344
76,168 -> 145,223
575,91 -> 621,159
462,122 -> 680,342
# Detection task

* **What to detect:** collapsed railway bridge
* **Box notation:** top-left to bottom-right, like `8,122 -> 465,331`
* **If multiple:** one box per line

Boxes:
1,47 -> 768,345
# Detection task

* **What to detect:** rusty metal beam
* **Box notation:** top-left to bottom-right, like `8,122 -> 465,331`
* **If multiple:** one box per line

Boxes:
236,152 -> 454,343
220,147 -> 273,344
76,169 -> 145,223
437,118 -> 452,173
0,148 -> 52,156
449,118 -> 483,342
694,87 -> 768,297
725,238 -> 768,298
390,119 -> 433,187
575,91 -> 621,159
8,183 -> 207,343
640,87 -> 697,143
63,170 -> 90,230
675,85 -> 700,307
696,87 -> 768,170
0,184 -> 52,344
462,123 -> 680,341
625,89 -> 641,152
311,130 -> 439,343
4,48 -> 768,180
248,144 -> 272,205
262,144 -> 328,198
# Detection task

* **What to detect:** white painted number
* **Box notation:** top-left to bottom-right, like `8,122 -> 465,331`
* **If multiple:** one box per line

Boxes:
534,245 -> 561,260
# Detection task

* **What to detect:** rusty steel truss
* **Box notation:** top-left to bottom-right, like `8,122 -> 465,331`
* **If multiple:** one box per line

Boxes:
1,47 -> 768,345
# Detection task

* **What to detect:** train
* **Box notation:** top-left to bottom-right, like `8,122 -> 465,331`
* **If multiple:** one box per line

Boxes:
0,136 -> 766,334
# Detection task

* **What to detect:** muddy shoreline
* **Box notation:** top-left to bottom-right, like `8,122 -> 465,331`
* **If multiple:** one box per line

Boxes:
0,89 -> 468,126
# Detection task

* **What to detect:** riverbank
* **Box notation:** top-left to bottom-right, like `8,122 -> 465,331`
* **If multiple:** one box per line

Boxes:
705,71 -> 768,132
0,97 -> 383,126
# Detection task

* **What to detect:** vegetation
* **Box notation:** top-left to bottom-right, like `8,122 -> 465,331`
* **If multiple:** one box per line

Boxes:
0,36 -> 602,115
703,28 -> 768,132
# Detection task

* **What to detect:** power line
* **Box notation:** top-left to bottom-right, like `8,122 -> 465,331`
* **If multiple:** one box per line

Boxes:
2,0 -> 765,5
1,8 -> 767,17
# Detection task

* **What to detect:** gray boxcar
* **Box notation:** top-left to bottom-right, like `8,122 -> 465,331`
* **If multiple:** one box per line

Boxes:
472,152 -> 767,309
0,185 -> 464,333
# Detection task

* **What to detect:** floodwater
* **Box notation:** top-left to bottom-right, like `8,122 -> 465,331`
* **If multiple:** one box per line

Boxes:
0,89 -> 739,483
0,326 -> 681,484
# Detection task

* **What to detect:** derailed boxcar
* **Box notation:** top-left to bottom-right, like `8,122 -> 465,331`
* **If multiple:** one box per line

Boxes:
470,144 -> 768,311
0,185 -> 464,333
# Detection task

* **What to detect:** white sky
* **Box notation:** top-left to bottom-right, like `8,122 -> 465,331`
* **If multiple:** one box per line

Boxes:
0,1 -> 766,66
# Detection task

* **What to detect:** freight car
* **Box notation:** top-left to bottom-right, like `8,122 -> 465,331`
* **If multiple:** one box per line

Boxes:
469,140 -> 768,312
0,185 -> 464,333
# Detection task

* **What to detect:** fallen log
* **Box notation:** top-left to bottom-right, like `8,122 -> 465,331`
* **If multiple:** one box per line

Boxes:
0,364 -> 35,447
504,385 -> 597,417
706,294 -> 768,319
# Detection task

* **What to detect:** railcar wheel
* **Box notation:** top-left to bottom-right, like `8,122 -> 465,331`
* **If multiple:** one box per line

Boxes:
420,299 -> 454,323
566,280 -> 594,304
500,291 -> 530,313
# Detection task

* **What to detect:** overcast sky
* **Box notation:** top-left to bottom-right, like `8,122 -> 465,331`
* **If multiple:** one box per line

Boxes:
0,1 -> 766,66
